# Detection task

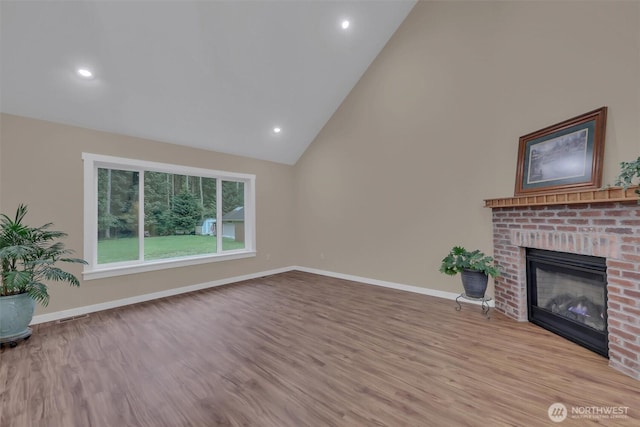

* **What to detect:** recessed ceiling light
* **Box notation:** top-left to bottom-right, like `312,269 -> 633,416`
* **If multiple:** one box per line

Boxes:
341,20 -> 350,30
273,127 -> 282,134
76,68 -> 94,79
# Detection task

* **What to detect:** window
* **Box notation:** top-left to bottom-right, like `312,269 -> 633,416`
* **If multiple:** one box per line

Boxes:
83,153 -> 255,279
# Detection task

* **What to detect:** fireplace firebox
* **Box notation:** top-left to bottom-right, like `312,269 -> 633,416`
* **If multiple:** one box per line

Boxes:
526,248 -> 608,357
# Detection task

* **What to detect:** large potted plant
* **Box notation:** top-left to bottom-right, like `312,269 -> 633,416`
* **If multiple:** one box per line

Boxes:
0,204 -> 86,347
440,246 -> 501,298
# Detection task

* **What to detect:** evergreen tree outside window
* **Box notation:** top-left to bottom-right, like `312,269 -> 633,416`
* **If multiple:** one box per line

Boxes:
97,169 -> 139,263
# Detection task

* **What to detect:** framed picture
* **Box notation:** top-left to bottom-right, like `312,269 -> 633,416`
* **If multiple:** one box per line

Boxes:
514,107 -> 607,196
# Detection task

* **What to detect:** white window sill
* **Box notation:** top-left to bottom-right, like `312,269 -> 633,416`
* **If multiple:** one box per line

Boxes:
83,251 -> 256,280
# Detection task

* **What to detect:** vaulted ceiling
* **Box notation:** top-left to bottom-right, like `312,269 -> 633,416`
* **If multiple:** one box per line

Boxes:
0,1 -> 415,164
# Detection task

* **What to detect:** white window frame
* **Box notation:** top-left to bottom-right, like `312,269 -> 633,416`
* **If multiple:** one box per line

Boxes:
82,153 -> 256,280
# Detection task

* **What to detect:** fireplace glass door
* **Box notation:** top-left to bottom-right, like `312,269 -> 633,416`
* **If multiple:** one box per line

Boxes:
527,248 -> 608,357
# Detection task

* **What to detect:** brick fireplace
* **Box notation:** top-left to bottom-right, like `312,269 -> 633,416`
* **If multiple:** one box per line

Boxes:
486,188 -> 640,380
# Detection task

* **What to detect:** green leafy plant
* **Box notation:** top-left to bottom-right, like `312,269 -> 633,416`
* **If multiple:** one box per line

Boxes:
0,204 -> 87,306
614,156 -> 640,202
440,246 -> 501,278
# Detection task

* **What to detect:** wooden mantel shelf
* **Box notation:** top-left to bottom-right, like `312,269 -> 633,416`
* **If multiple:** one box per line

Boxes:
484,186 -> 639,208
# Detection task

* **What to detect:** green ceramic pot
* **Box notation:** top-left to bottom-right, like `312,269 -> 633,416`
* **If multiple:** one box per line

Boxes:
0,293 -> 36,343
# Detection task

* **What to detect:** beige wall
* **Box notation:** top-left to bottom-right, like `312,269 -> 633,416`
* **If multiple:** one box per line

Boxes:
0,113 -> 296,315
293,1 -> 640,295
0,116 -> 3,213
1,1 -> 639,315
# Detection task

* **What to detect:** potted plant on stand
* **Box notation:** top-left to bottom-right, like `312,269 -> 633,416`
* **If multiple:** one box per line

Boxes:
0,204 -> 86,347
440,246 -> 501,298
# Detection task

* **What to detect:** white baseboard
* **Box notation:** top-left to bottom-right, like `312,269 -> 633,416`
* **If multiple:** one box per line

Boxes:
30,266 -> 294,325
292,266 -> 495,307
32,265 -> 493,325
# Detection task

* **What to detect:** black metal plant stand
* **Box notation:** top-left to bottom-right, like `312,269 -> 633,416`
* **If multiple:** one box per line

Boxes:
455,293 -> 492,319
0,328 -> 32,348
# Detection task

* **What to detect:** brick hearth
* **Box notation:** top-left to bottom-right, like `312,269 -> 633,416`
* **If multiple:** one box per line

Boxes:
490,201 -> 640,380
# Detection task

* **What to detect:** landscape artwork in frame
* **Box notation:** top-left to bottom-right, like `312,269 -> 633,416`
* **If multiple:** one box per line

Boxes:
514,107 -> 607,196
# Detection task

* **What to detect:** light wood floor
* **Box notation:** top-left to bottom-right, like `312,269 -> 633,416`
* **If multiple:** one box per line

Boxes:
1,271 -> 638,426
